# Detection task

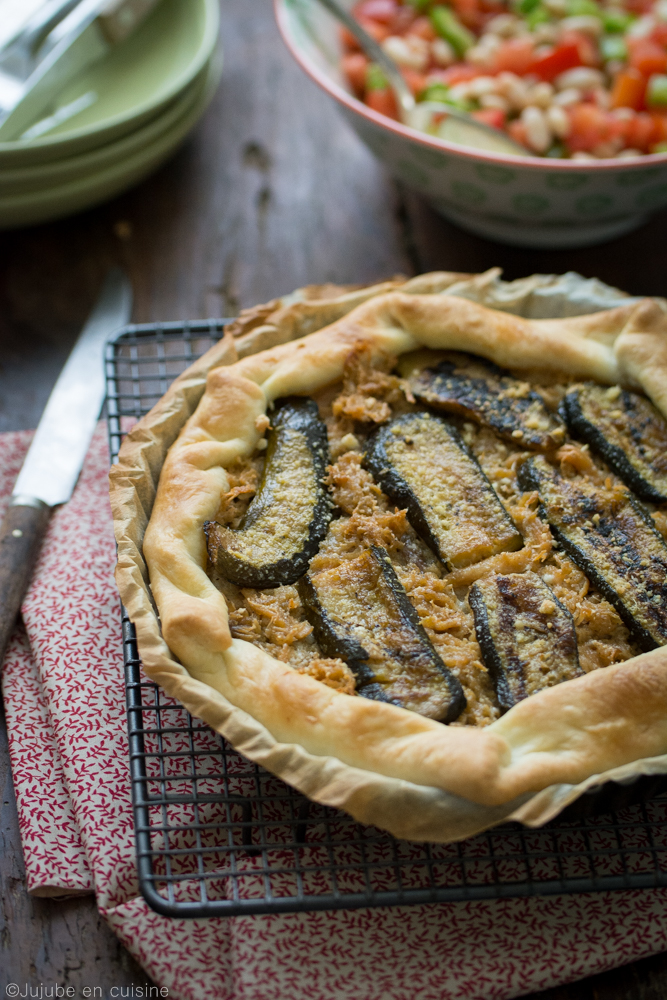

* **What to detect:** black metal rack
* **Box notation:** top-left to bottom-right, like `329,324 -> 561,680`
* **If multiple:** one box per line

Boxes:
106,320 -> 667,919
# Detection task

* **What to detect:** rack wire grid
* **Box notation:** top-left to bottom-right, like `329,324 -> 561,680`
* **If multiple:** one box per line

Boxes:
106,319 -> 667,919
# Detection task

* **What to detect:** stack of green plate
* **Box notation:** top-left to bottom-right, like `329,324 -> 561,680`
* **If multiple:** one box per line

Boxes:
0,0 -> 220,228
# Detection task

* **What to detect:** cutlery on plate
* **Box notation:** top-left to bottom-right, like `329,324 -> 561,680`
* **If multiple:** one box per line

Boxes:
0,268 -> 133,664
314,0 -> 527,155
0,0 -> 162,141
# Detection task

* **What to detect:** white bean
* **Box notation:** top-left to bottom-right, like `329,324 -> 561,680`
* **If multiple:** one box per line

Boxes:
521,105 -> 552,153
617,147 -> 643,157
546,104 -> 571,138
431,38 -> 456,67
382,35 -> 429,71
480,93 -> 510,110
560,15 -> 603,36
656,0 -> 667,23
466,45 -> 497,68
543,0 -> 568,13
627,14 -> 655,37
553,87 -> 582,106
555,67 -> 605,91
592,139 -> 623,157
527,81 -> 555,108
592,87 -> 611,110
496,71 -> 529,109
469,75 -> 498,97
486,13 -> 520,36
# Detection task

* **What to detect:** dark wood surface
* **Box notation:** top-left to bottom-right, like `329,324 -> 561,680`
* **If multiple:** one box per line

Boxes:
1,0 -> 667,995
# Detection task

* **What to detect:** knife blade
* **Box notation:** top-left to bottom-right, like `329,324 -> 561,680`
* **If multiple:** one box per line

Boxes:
0,267 -> 132,664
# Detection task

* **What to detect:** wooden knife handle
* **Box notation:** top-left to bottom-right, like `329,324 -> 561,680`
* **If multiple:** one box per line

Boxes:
0,501 -> 51,666
98,0 -> 161,44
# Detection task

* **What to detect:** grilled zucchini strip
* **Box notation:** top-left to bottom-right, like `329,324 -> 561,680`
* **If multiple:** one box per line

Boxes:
365,412 -> 523,571
205,398 -> 332,588
519,456 -> 667,650
563,383 -> 667,503
469,572 -> 582,713
406,352 -> 565,452
298,546 -> 466,723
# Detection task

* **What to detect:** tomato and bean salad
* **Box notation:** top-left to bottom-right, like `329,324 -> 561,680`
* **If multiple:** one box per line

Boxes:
341,0 -> 667,156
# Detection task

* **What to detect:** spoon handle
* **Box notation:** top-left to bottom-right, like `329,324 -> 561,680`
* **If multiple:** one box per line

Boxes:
99,0 -> 161,44
315,0 -> 415,121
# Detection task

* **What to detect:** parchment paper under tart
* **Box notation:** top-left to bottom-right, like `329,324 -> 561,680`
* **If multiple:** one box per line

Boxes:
110,269 -> 667,843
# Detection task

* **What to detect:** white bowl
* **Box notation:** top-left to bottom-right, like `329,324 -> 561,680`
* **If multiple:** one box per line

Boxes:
276,0 -> 667,248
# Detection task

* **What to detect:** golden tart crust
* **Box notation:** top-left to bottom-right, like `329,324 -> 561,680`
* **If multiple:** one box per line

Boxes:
110,271 -> 667,841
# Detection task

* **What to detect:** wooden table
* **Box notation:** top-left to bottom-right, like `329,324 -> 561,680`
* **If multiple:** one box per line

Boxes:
1,0 -> 667,995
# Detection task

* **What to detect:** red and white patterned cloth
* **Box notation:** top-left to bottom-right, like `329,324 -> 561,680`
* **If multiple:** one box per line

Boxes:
2,425 -> 667,1000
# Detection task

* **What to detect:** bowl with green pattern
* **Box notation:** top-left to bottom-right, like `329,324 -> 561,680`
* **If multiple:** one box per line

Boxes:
276,0 -> 667,249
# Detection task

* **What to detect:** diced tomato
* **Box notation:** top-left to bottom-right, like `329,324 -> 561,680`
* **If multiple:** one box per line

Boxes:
451,0 -> 486,32
429,63 -> 480,86
568,103 -> 611,151
625,0 -> 654,14
358,17 -> 392,42
530,41 -> 582,82
342,53 -> 369,97
649,111 -> 667,145
508,119 -> 530,149
366,87 -> 399,119
625,110 -> 659,150
491,38 -> 536,75
389,5 -> 417,33
401,67 -> 429,95
628,38 -> 667,77
410,15 -> 437,40
352,0 -> 398,24
610,68 -> 647,110
560,30 -> 600,68
651,23 -> 667,47
472,108 -> 506,130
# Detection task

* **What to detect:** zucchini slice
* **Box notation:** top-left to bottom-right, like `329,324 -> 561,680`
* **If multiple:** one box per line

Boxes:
365,411 -> 523,571
205,398 -> 332,588
563,383 -> 667,503
298,546 -> 466,722
518,455 -> 667,651
407,352 -> 565,452
469,572 -> 583,712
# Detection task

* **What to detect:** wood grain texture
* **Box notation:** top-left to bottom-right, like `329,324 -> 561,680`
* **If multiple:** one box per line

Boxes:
1,0 -> 667,994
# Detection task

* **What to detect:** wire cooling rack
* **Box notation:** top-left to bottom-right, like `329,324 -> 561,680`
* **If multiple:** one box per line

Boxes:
106,320 -> 667,919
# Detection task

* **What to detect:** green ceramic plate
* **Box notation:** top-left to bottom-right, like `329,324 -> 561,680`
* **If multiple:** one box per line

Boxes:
0,62 -> 213,195
0,0 -> 220,167
0,49 -> 222,228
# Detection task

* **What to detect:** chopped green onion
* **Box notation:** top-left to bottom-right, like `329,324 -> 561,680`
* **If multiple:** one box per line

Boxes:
429,5 -> 475,56
405,0 -> 432,9
546,143 -> 567,157
565,0 -> 602,17
647,74 -> 667,108
600,35 -> 628,62
527,5 -> 550,28
515,0 -> 541,13
419,82 -> 451,102
651,141 -> 667,153
366,63 -> 389,91
602,9 -> 634,32
419,82 -> 473,110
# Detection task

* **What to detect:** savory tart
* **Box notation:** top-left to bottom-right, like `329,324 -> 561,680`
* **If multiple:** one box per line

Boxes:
111,270 -> 667,842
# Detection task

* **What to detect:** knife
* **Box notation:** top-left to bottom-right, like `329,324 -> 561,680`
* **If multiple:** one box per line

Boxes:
0,268 -> 132,664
